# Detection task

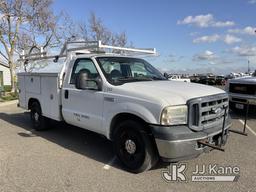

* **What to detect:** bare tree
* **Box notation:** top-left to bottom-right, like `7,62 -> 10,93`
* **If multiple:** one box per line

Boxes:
0,0 -> 56,92
0,1 -> 130,92
52,11 -> 129,48
88,12 -> 128,47
89,12 -> 109,43
114,32 -> 127,47
17,0 -> 61,54
62,12 -> 130,49
56,11 -> 85,42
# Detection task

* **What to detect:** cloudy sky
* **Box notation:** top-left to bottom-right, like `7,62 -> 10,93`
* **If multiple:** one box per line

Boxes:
53,0 -> 256,75
1,0 -> 255,75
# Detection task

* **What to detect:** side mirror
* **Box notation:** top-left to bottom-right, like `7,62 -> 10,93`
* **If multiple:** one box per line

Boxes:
76,76 -> 101,91
163,72 -> 169,79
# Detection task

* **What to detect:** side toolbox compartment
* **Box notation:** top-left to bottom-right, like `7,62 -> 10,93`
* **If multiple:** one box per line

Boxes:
25,75 -> 41,94
41,75 -> 62,121
18,73 -> 62,122
17,74 -> 26,108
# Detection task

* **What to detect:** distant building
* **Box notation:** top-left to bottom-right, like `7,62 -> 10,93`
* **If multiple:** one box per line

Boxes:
0,59 -> 11,87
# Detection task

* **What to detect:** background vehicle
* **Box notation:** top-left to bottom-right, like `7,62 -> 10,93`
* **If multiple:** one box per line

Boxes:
215,76 -> 225,85
168,74 -> 190,82
190,75 -> 200,83
17,41 -> 231,173
198,75 -> 216,85
226,74 -> 256,112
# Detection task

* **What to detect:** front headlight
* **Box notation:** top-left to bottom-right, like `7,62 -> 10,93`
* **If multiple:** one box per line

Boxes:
160,105 -> 188,125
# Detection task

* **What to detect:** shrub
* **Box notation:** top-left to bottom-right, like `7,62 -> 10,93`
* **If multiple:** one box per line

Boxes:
1,92 -> 18,101
3,85 -> 12,92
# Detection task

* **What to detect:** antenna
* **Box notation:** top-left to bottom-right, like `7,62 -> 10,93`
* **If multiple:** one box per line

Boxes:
248,60 -> 250,73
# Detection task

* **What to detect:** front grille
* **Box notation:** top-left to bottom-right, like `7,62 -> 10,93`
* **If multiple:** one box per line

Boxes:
188,94 -> 229,131
229,83 -> 256,95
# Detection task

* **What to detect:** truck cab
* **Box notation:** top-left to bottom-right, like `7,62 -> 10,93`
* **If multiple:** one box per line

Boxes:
17,41 -> 231,173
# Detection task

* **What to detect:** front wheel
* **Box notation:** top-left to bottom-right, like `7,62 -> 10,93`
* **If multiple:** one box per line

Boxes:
113,120 -> 158,173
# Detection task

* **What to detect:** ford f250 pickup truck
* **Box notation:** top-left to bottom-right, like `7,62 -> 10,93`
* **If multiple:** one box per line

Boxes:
17,41 -> 231,173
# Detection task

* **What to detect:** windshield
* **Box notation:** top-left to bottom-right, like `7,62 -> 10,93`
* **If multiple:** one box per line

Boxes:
96,57 -> 167,85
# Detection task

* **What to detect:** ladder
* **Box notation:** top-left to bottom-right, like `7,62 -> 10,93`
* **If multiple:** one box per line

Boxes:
18,40 -> 157,63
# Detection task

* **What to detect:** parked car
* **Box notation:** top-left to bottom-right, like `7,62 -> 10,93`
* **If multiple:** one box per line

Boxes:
17,41 -> 231,173
168,74 -> 191,82
215,76 -> 225,85
190,75 -> 200,83
198,76 -> 216,85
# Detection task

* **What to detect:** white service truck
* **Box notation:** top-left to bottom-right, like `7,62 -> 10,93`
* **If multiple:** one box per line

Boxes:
18,41 -> 231,173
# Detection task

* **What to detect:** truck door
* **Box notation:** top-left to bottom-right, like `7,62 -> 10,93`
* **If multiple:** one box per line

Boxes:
62,58 -> 104,135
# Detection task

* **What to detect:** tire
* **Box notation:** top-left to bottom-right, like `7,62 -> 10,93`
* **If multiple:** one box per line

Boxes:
30,102 -> 49,131
113,120 -> 158,173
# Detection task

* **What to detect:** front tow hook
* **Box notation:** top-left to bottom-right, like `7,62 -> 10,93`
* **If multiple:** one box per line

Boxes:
198,140 -> 225,152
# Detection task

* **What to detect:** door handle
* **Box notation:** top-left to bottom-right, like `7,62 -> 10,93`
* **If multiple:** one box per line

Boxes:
64,90 -> 69,99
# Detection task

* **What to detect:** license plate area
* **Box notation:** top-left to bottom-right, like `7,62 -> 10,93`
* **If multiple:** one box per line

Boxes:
235,103 -> 244,109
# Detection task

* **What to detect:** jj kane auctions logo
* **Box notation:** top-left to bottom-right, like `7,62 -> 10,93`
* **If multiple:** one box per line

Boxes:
162,163 -> 240,182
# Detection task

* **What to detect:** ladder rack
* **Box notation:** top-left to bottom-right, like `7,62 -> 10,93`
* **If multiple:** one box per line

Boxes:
18,40 -> 157,63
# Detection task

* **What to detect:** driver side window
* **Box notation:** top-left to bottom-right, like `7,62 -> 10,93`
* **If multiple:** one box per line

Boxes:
70,59 -> 99,84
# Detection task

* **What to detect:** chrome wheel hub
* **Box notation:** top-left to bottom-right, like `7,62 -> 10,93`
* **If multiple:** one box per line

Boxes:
34,112 -> 39,122
125,139 -> 136,154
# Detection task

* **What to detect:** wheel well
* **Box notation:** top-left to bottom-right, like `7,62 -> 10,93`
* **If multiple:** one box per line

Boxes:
109,113 -> 151,140
28,98 -> 40,110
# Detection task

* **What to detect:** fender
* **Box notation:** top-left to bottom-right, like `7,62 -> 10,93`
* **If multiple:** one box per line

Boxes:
103,101 -> 161,139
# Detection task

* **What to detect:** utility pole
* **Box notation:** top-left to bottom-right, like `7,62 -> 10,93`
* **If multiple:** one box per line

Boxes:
248,60 -> 250,74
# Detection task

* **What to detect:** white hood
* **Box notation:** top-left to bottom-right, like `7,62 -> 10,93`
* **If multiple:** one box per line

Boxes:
116,81 -> 225,105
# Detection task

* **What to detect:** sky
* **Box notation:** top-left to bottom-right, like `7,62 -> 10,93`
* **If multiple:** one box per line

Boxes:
52,0 -> 256,75
3,0 -> 256,75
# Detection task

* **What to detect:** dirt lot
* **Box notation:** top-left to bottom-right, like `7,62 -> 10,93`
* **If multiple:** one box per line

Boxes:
0,101 -> 256,192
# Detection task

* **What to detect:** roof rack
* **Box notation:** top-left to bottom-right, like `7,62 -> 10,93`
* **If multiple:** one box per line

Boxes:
18,40 -> 157,63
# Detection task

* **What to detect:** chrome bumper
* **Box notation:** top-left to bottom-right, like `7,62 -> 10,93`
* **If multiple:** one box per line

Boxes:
150,120 -> 231,162
229,93 -> 256,104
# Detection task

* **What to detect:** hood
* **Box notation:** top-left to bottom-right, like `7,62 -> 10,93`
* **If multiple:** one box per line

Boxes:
116,80 -> 225,105
229,76 -> 256,84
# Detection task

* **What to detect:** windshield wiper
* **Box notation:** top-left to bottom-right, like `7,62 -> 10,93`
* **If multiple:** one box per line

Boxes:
151,76 -> 166,80
116,76 -> 153,82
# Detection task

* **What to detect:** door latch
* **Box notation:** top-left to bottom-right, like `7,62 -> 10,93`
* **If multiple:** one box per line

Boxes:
64,90 -> 69,99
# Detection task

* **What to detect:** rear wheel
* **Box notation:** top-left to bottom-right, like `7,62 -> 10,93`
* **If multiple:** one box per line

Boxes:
30,102 -> 50,131
113,120 -> 158,173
